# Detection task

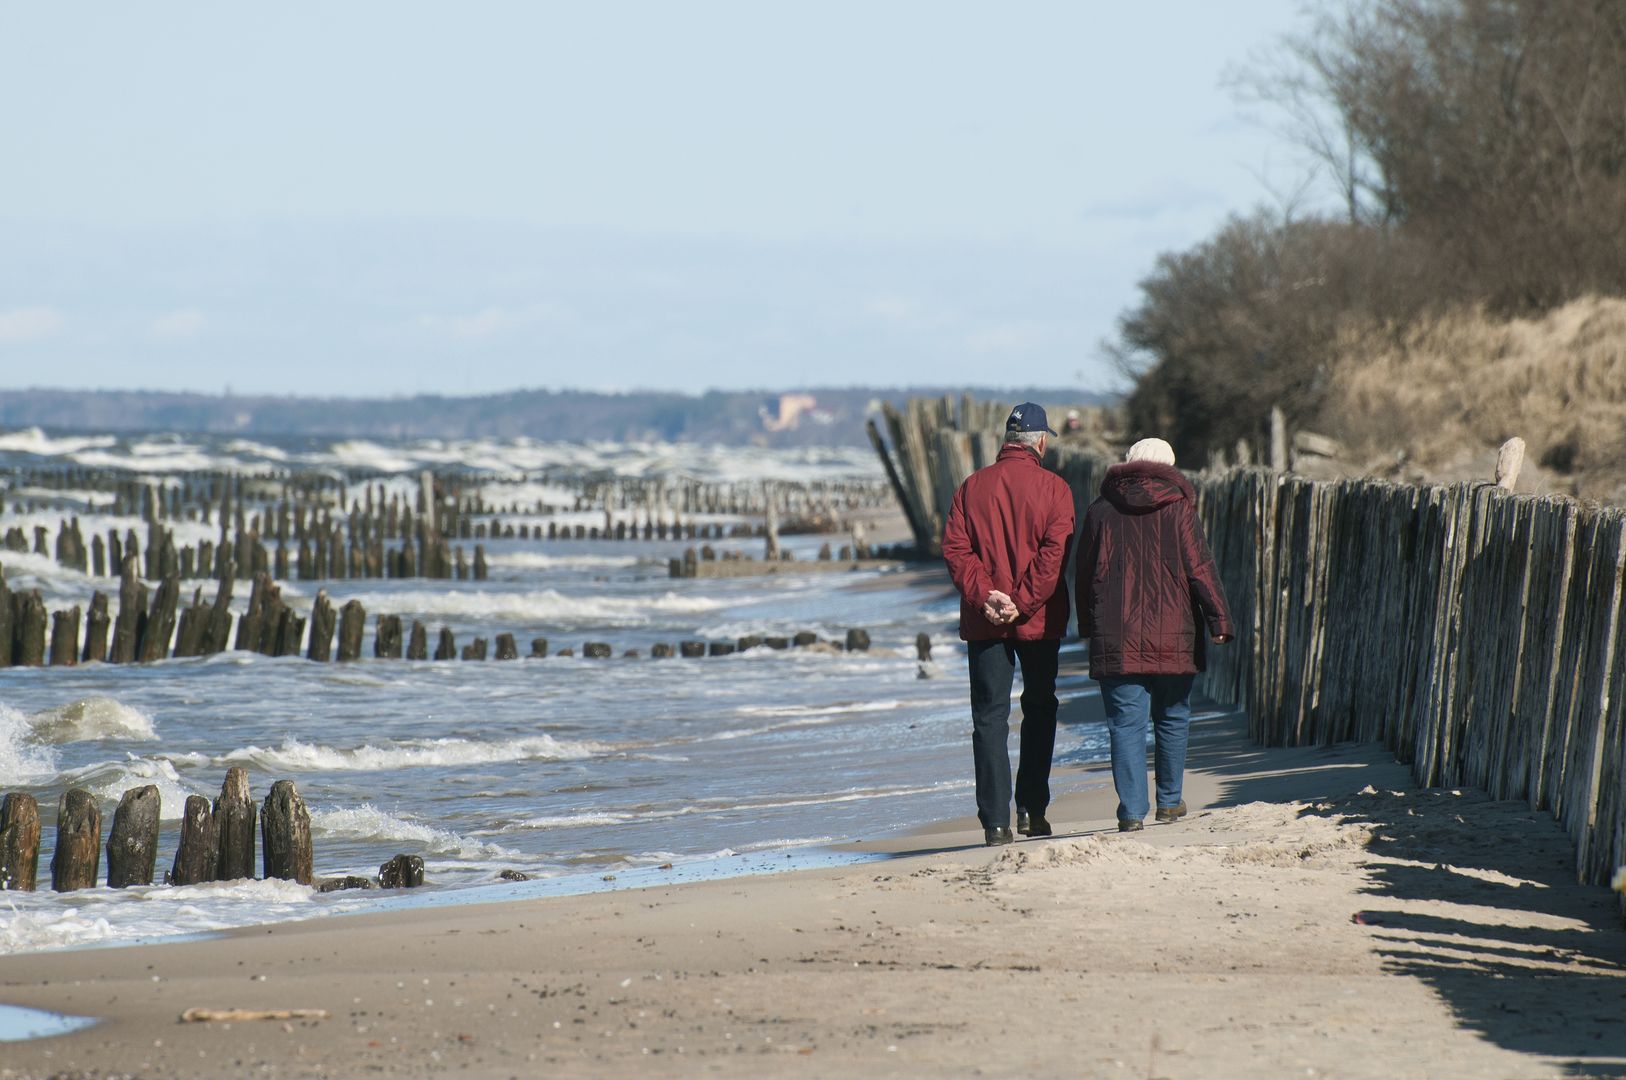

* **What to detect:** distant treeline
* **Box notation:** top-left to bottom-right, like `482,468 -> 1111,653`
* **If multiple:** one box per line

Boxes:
1117,0 -> 1626,468
0,385 -> 1108,447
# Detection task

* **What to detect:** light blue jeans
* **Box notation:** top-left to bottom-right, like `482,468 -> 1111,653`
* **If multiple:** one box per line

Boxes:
1098,675 -> 1196,823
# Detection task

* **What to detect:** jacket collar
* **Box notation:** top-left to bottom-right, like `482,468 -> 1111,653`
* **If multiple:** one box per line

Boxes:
996,442 -> 1043,466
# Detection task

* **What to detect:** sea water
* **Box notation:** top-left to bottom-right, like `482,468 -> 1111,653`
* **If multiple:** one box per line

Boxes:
0,433 -> 1109,954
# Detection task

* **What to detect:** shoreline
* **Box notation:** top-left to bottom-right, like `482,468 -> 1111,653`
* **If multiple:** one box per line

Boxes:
5,688 -> 1623,1077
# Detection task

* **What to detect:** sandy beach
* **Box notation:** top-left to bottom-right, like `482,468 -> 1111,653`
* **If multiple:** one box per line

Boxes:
4,684 -> 1625,1079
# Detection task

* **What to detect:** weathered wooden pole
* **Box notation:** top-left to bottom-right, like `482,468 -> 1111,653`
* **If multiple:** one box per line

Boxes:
106,784 -> 161,887
461,637 -> 488,661
137,574 -> 180,662
494,632 -> 518,660
14,590 -> 47,666
110,556 -> 143,663
530,637 -> 549,658
846,628 -> 871,652
214,767 -> 256,881
170,794 -> 218,886
336,600 -> 366,662
1496,436 -> 1526,490
435,627 -> 456,660
201,567 -> 235,655
262,780 -> 313,884
1269,405 -> 1288,473
49,606 -> 80,666
374,614 -> 403,659
82,590 -> 110,663
51,788 -> 102,892
0,567 -> 12,670
307,589 -> 336,662
0,792 -> 41,891
406,619 -> 428,660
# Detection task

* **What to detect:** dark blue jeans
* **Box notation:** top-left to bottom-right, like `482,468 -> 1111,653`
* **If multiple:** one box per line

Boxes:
1098,674 -> 1196,823
967,638 -> 1060,829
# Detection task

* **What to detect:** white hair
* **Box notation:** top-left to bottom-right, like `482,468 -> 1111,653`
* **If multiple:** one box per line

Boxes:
1125,437 -> 1176,465
1005,430 -> 1046,450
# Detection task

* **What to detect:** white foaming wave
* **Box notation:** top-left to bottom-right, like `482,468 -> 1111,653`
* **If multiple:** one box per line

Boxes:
222,438 -> 290,461
0,877 -> 352,956
497,812 -> 639,831
324,440 -> 422,474
224,733 -> 605,773
57,757 -> 207,821
702,781 -> 972,813
27,697 -> 158,743
485,551 -> 645,571
706,700 -> 907,742
69,446 -> 223,473
0,705 -> 59,784
733,699 -> 905,719
332,587 -> 724,625
0,427 -> 117,457
310,804 -> 521,859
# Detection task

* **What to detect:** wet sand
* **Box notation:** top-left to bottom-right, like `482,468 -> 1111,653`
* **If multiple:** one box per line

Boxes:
3,686 -> 1625,1078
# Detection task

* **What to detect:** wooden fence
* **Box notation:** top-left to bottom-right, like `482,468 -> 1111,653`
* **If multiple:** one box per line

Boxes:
1049,446 -> 1625,889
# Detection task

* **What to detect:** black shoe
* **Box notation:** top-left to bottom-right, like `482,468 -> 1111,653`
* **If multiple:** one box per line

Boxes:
1016,809 -> 1029,835
1020,813 -> 1052,837
1155,801 -> 1188,823
1117,818 -> 1144,832
984,826 -> 1014,846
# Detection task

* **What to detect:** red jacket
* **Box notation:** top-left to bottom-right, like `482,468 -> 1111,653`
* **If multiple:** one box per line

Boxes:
1075,461 -> 1234,676
942,444 -> 1075,641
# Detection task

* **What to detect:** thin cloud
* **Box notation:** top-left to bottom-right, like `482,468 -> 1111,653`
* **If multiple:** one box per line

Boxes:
0,306 -> 65,345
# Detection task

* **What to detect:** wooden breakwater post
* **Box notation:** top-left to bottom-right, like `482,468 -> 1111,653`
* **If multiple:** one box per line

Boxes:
51,788 -> 101,892
307,589 -> 336,662
0,792 -> 41,891
106,784 -> 161,887
82,591 -> 110,663
261,780 -> 313,885
170,794 -> 217,886
48,606 -> 80,667
336,599 -> 366,662
215,767 -> 257,881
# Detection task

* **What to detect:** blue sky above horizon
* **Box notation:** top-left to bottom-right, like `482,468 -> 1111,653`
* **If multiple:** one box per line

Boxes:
0,1 -> 1327,398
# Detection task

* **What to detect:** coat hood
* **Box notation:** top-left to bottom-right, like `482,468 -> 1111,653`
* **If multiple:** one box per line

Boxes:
1100,461 -> 1193,514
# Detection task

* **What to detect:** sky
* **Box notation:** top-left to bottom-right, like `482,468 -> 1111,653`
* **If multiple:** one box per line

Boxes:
0,1 -> 1327,398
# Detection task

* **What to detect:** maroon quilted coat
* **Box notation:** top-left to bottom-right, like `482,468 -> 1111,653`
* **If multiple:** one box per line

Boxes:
1074,461 -> 1234,677
941,444 -> 1075,641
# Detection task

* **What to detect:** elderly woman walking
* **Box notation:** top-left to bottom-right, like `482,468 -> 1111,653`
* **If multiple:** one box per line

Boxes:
1074,438 -> 1234,831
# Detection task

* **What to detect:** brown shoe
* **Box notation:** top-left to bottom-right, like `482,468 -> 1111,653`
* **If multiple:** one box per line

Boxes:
1155,801 -> 1188,823
1117,818 -> 1144,832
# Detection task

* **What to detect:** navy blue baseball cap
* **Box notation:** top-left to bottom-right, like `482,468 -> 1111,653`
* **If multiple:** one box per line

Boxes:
1005,402 -> 1057,435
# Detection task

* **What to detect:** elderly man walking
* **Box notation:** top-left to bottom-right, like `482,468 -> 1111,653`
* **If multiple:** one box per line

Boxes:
942,403 -> 1076,846
1075,438 -> 1233,831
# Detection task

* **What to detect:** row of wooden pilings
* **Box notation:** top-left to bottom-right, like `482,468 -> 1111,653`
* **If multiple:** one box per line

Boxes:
6,465 -> 892,528
11,506 -> 770,586
0,560 -> 878,666
4,465 -> 892,582
0,770 -> 422,894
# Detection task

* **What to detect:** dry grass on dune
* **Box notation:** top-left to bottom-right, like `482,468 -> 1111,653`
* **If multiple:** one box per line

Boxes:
1323,296 -> 1626,502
